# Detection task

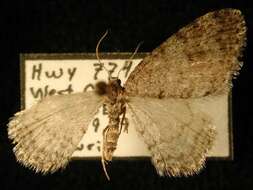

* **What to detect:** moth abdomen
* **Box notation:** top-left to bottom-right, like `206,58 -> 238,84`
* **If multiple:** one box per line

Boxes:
103,126 -> 119,161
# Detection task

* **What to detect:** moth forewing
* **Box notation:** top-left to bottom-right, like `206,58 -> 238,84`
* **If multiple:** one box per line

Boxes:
125,9 -> 246,99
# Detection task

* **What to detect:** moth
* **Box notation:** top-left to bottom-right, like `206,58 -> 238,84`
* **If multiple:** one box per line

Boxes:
8,9 -> 246,180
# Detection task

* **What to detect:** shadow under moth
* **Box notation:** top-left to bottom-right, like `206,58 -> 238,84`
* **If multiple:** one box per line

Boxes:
8,9 -> 246,180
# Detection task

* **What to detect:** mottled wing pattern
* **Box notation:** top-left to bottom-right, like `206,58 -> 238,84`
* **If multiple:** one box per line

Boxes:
127,96 -> 216,176
125,9 -> 246,98
8,92 -> 103,173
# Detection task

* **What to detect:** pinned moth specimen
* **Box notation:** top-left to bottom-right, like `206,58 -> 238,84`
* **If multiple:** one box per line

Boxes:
8,9 -> 246,180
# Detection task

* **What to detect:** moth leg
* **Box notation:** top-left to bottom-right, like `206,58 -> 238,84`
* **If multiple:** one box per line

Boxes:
102,126 -> 109,165
122,107 -> 128,133
101,126 -> 110,180
102,125 -> 109,136
118,106 -> 127,134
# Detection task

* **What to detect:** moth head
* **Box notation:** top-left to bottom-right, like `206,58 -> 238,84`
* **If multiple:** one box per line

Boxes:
95,79 -> 123,96
108,79 -> 123,91
112,78 -> 121,86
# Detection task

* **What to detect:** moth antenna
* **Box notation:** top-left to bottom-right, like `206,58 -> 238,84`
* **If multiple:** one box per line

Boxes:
101,127 -> 111,180
96,30 -> 110,79
117,41 -> 143,78
129,41 -> 143,60
101,156 -> 110,181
